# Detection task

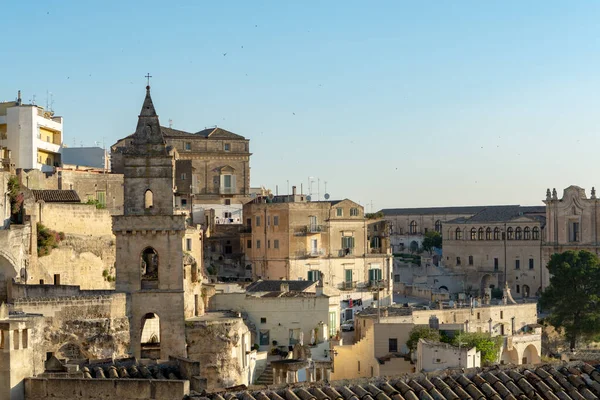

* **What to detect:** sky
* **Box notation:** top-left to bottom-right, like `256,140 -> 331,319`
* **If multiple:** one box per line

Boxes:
1,1 -> 599,211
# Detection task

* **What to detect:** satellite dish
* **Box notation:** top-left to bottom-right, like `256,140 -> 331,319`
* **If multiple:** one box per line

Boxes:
324,193 -> 330,200
306,195 -> 312,201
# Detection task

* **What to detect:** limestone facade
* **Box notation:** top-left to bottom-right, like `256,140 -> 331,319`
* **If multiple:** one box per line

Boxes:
416,339 -> 480,372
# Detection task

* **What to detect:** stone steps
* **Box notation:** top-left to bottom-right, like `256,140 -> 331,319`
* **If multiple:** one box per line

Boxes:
254,365 -> 273,385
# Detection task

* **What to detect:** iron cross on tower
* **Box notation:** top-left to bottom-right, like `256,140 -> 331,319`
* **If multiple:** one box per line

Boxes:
145,73 -> 152,87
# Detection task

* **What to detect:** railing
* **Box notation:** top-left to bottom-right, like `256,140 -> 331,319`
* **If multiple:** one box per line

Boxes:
239,226 -> 252,233
294,225 -> 326,235
337,248 -> 354,257
295,248 -> 325,258
340,281 -> 357,291
219,187 -> 236,194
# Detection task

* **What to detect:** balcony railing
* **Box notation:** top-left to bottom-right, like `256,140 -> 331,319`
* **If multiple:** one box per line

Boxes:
294,225 -> 326,235
219,187 -> 236,195
340,281 -> 357,291
337,248 -> 355,257
295,248 -> 325,258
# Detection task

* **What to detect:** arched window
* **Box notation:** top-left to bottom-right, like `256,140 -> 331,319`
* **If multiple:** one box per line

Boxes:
515,227 -> 522,240
435,220 -> 442,233
524,227 -> 531,240
507,227 -> 514,240
470,228 -> 477,240
478,228 -> 484,240
141,313 -> 160,359
141,247 -> 159,285
455,228 -> 463,240
409,220 -> 417,234
494,227 -> 500,240
532,227 -> 540,240
485,227 -> 492,240
144,189 -> 154,209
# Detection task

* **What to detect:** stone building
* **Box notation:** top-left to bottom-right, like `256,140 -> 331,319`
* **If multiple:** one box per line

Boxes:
441,205 -> 547,298
241,192 -> 394,317
416,339 -> 480,372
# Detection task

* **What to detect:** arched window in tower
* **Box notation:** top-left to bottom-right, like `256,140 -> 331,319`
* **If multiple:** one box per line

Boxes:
470,228 -> 477,240
144,190 -> 154,209
141,247 -> 159,288
409,221 -> 418,234
478,228 -> 484,240
515,227 -> 523,240
140,313 -> 160,359
507,227 -> 514,240
435,220 -> 442,233
455,228 -> 463,240
532,227 -> 540,240
486,227 -> 492,240
494,227 -> 500,240
524,227 -> 531,240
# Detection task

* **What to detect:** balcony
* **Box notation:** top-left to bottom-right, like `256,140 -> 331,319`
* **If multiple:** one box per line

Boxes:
36,138 -> 61,154
337,248 -> 355,257
295,225 -> 325,235
219,187 -> 236,195
295,248 -> 325,258
340,281 -> 357,291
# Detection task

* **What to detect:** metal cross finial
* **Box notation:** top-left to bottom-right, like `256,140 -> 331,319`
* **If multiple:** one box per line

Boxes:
145,73 -> 152,86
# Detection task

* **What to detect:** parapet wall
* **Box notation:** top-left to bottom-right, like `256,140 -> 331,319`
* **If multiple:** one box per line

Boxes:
38,202 -> 113,236
9,282 -> 114,301
25,377 -> 189,400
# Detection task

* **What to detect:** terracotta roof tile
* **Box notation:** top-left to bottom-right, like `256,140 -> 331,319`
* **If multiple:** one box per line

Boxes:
32,189 -> 80,203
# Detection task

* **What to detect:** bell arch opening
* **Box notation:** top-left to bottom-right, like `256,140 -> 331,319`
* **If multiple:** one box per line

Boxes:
140,312 -> 161,359
144,189 -> 153,209
0,255 -> 18,303
140,247 -> 159,289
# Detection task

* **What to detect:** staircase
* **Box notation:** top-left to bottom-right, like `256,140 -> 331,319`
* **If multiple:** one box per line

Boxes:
254,364 -> 273,385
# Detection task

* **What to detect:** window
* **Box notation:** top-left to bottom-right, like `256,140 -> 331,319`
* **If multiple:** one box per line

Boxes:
532,227 -> 540,240
471,228 -> 477,240
410,221 -> 418,234
329,312 -> 337,337
181,198 -> 187,206
181,173 -> 186,180
336,208 -> 343,217
515,259 -> 520,270
516,284 -> 520,294
247,239 -> 252,249
256,216 -> 261,226
486,228 -> 492,240
259,330 -> 270,346
308,270 -> 321,281
478,228 -> 484,240
477,312 -> 481,320
494,258 -> 499,271
455,228 -> 462,240
186,238 -> 192,251
529,258 -> 534,270
500,311 -> 504,319
267,216 -> 271,226
515,227 -> 522,240
368,268 -> 382,284
494,227 -> 500,240
96,191 -> 106,208
345,269 -> 353,284
260,317 -> 266,324
468,255 -> 473,266
350,208 -> 359,217
184,142 -> 191,151
341,236 -> 355,250
389,338 -> 398,353
570,222 -> 580,242
274,240 -> 279,249
435,220 -> 442,233
267,240 -> 270,249
507,227 -> 514,240
144,189 -> 153,209
21,329 -> 27,349
456,257 -> 461,266
224,143 -> 231,151
256,240 -> 261,249
274,216 -> 279,226
394,274 -> 400,283
524,227 -> 531,240
224,212 -> 232,218
225,199 -> 231,205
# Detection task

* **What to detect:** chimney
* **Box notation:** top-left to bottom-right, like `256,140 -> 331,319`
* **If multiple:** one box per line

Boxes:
17,90 -> 22,106
292,186 -> 297,196
316,279 -> 324,296
280,283 -> 289,293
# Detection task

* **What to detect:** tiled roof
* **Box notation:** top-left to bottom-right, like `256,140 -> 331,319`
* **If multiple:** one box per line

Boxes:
380,206 -> 490,216
448,206 -> 546,224
246,280 -> 317,293
197,362 -> 600,400
195,127 -> 246,139
260,292 -> 320,298
32,190 -> 80,203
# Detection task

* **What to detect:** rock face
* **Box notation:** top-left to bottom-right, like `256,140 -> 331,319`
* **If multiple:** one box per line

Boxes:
13,294 -> 130,365
186,316 -> 251,389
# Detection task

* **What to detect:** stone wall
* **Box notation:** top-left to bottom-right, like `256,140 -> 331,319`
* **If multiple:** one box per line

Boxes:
38,203 -> 113,237
25,377 -> 189,400
12,294 -> 129,365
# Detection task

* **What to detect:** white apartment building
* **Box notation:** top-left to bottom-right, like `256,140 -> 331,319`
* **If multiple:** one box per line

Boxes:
0,92 -> 63,172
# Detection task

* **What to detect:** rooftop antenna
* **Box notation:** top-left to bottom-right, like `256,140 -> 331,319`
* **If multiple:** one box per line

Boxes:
32,95 -> 36,105
49,92 -> 54,112
168,119 -> 173,128
46,90 -> 49,109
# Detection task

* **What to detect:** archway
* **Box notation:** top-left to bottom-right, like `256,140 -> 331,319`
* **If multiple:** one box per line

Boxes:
439,286 -> 449,293
522,285 -> 530,298
500,347 -> 518,365
521,344 -> 540,365
140,247 -> 159,288
56,342 -> 86,362
0,254 -> 18,303
409,241 -> 418,253
144,189 -> 153,209
140,313 -> 160,359
480,274 -> 493,297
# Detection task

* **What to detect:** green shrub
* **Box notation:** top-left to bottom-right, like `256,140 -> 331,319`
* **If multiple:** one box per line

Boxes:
37,223 -> 63,256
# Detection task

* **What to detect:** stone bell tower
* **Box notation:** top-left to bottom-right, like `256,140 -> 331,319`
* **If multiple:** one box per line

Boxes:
112,85 -> 187,359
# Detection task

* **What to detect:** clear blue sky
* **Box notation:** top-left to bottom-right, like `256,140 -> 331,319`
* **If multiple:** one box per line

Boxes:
2,1 -> 599,210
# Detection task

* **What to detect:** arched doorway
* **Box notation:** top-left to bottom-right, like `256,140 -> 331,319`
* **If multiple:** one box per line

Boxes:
500,347 -> 518,365
480,274 -> 493,297
0,254 -> 18,303
409,241 -> 418,253
141,313 -> 160,359
521,344 -> 540,365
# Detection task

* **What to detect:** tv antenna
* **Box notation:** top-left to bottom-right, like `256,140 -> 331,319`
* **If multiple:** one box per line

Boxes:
168,119 -> 173,128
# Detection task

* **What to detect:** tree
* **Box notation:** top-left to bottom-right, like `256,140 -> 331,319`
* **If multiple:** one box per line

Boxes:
539,250 -> 600,350
406,326 -> 440,351
422,231 -> 442,254
452,332 -> 502,365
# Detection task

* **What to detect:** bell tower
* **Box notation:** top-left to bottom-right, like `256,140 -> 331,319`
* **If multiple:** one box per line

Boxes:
112,85 -> 187,359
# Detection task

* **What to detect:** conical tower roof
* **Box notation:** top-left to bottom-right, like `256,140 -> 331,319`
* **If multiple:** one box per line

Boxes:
127,86 -> 167,155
